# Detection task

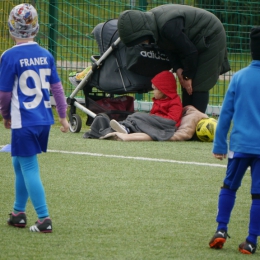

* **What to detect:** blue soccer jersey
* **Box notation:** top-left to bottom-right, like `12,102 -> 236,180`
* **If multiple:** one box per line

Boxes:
0,42 -> 60,129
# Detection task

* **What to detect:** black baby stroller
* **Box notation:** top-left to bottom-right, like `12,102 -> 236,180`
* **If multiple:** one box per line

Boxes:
67,19 -> 171,133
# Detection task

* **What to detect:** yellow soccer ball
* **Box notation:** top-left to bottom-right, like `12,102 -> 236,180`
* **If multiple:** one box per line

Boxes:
196,118 -> 217,142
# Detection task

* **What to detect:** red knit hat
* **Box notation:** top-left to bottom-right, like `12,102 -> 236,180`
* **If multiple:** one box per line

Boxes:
151,71 -> 177,99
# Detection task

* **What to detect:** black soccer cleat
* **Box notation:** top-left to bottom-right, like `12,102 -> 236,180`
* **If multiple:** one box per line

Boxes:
209,230 -> 230,249
29,218 -> 52,233
239,240 -> 256,254
7,212 -> 27,228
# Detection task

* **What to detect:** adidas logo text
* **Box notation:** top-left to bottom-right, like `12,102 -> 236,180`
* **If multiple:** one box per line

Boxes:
140,50 -> 169,61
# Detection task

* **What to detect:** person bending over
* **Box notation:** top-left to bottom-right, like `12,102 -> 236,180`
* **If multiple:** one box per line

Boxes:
117,4 -> 231,113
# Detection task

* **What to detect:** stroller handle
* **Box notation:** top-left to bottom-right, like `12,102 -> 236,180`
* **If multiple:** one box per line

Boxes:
68,37 -> 121,99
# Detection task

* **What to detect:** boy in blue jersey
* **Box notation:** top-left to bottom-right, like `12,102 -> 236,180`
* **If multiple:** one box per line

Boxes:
208,27 -> 260,254
0,4 -> 69,233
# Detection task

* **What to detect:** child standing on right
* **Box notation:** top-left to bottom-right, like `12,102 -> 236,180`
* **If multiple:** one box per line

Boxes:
208,27 -> 260,254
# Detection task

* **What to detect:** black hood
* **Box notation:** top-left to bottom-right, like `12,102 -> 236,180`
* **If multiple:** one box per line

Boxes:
117,10 -> 158,47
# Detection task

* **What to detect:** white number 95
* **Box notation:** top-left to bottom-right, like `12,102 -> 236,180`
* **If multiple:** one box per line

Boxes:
19,68 -> 51,109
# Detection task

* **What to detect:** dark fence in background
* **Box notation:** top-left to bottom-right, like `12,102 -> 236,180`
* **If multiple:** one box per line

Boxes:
1,0 -> 259,109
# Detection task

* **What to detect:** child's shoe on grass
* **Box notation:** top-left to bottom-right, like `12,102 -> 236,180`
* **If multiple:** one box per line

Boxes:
239,240 -> 256,254
29,218 -> 52,233
7,212 -> 27,228
209,230 -> 230,249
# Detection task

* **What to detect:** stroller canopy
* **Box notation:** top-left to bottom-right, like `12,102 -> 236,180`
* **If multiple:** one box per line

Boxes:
85,19 -> 154,94
92,19 -> 119,56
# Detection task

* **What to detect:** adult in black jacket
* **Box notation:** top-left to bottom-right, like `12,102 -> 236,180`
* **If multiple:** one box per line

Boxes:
117,4 -> 231,113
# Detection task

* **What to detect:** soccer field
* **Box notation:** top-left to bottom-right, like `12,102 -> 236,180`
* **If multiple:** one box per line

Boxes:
0,122 -> 256,259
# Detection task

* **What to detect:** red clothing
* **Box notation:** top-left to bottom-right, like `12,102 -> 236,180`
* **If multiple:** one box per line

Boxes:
150,96 -> 182,127
150,71 -> 183,127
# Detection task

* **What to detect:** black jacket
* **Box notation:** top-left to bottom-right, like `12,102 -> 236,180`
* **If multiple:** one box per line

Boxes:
118,4 -> 231,91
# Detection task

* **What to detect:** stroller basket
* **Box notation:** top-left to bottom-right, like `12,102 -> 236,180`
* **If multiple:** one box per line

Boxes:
85,95 -> 134,125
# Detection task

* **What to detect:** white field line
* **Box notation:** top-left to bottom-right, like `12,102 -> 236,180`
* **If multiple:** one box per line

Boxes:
0,145 -> 226,168
48,149 -> 226,168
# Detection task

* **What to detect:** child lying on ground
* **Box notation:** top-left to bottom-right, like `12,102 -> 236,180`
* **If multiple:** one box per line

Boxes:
83,70 -> 184,140
110,70 -> 183,134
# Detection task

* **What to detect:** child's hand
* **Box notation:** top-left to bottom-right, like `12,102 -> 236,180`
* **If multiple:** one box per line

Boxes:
213,153 -> 226,160
59,118 -> 69,133
3,118 -> 11,129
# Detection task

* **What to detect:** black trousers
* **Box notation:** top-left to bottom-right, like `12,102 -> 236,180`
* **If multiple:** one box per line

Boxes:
181,89 -> 209,113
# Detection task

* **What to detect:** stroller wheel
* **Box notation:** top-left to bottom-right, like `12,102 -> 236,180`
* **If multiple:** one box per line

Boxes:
69,114 -> 82,133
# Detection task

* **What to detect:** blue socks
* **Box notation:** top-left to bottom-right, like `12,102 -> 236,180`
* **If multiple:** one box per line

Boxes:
12,155 -> 49,219
216,188 -> 236,231
247,199 -> 260,245
216,188 -> 260,245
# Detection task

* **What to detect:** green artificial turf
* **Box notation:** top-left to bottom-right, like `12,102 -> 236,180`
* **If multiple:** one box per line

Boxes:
0,119 -> 257,259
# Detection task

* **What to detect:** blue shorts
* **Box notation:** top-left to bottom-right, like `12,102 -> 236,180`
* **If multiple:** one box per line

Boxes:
11,125 -> 51,157
224,156 -> 260,194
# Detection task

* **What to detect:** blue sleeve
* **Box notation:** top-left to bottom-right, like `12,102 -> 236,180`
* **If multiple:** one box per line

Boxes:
48,54 -> 61,84
0,53 -> 16,92
212,75 -> 236,154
